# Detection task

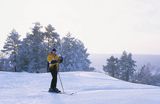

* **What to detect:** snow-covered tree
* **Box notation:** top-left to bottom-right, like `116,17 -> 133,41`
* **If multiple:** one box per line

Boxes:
131,63 -> 160,86
0,52 -> 4,71
28,22 -> 47,72
0,51 -> 10,71
103,56 -> 119,78
43,24 -> 60,53
2,29 -> 21,72
134,64 -> 153,85
60,33 -> 91,71
16,34 -> 31,71
119,51 -> 136,81
152,73 -> 160,86
17,22 -> 46,72
152,68 -> 160,86
1,23 -> 92,73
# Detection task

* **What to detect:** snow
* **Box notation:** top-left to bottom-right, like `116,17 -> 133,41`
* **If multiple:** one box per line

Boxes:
0,71 -> 160,104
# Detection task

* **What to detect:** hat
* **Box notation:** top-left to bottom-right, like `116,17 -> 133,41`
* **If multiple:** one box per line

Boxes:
52,48 -> 56,52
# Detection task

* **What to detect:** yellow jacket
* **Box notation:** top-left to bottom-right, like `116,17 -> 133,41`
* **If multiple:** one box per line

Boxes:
47,52 -> 61,70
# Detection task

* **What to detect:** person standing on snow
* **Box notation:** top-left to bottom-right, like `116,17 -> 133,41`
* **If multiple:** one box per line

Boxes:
47,48 -> 63,93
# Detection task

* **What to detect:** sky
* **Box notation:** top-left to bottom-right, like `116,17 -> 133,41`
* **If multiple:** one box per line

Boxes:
0,0 -> 160,54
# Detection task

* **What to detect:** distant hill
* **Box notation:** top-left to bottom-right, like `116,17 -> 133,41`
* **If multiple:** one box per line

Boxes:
89,54 -> 160,72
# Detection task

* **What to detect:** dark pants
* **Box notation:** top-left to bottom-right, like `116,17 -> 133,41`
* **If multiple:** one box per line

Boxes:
49,66 -> 58,89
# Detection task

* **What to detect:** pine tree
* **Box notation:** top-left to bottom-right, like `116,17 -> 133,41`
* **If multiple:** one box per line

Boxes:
16,34 -> 31,71
43,24 -> 60,53
136,64 -> 153,84
28,22 -> 46,72
60,33 -> 91,71
103,56 -> 119,78
119,51 -> 136,81
17,22 -> 45,72
2,29 -> 21,72
152,73 -> 160,86
0,51 -> 10,71
0,52 -> 4,71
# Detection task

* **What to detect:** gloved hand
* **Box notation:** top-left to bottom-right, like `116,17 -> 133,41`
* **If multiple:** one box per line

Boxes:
51,60 -> 58,64
59,56 -> 63,63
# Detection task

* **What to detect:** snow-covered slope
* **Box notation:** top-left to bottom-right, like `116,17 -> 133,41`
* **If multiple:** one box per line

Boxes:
0,71 -> 160,104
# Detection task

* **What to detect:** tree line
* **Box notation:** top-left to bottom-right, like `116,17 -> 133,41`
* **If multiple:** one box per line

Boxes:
103,51 -> 160,86
0,22 -> 93,72
0,22 -> 160,87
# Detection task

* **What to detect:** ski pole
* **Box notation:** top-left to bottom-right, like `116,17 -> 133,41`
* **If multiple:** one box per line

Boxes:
58,72 -> 64,93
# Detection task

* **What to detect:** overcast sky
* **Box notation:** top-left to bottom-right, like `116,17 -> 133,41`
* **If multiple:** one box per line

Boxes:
0,0 -> 160,54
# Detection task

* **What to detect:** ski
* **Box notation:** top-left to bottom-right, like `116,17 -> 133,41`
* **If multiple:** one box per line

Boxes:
60,92 -> 76,95
43,91 -> 76,95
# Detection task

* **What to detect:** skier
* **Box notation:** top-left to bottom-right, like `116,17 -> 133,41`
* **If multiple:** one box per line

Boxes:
47,48 -> 63,93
